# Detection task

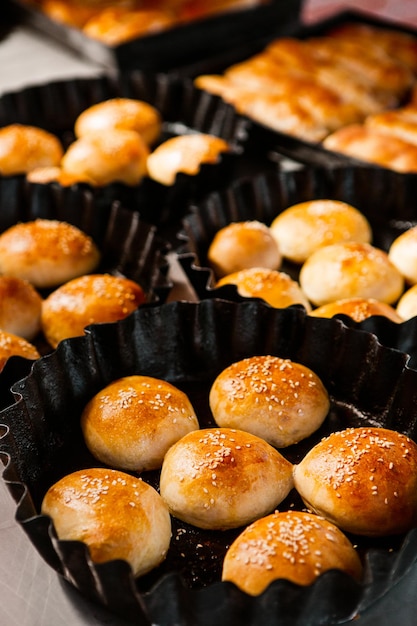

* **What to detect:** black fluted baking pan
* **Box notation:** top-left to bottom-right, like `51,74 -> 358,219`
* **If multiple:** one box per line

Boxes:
2,299 -> 417,625
0,71 -> 249,235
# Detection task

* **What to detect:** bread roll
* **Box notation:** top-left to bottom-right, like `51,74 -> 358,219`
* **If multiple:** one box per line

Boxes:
26,166 -> 97,187
270,200 -> 372,264
389,225 -> 417,285
146,133 -> 230,186
299,242 -> 404,307
0,330 -> 40,372
0,219 -> 101,289
209,355 -> 330,448
74,98 -> 162,146
222,510 -> 363,594
83,8 -> 176,45
396,284 -> 417,320
160,427 -> 294,530
207,221 -> 282,278
365,106 -> 417,148
41,273 -> 145,348
293,427 -> 417,536
40,0 -> 100,27
216,267 -> 311,311
81,375 -> 200,472
41,467 -> 172,577
0,124 -> 63,176
61,129 -> 150,186
0,276 -> 43,340
310,297 -> 402,323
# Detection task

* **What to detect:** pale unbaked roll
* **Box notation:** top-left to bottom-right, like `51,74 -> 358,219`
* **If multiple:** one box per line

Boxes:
0,276 -> 43,340
41,467 -> 172,577
0,124 -> 64,176
388,225 -> 417,285
310,297 -> 403,323
0,330 -> 40,372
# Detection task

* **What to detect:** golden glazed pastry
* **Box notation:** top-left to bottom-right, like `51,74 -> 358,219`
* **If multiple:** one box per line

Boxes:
388,225 -> 417,285
74,98 -> 162,146
209,355 -> 330,448
41,467 -> 172,577
270,200 -> 372,264
26,166 -> 97,187
0,330 -> 40,372
41,273 -> 145,348
396,284 -> 417,320
365,105 -> 417,148
293,427 -> 417,536
222,510 -> 363,594
83,8 -> 176,45
216,267 -> 311,311
40,0 -> 100,28
299,242 -> 404,307
0,276 -> 43,340
160,427 -> 294,530
61,129 -> 150,186
207,221 -> 282,278
0,219 -> 100,289
146,133 -> 230,186
310,298 -> 402,323
0,124 -> 63,176
81,375 -> 200,472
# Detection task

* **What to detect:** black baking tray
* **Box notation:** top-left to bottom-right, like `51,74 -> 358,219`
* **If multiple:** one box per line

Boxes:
1,299 -> 417,625
7,0 -> 303,72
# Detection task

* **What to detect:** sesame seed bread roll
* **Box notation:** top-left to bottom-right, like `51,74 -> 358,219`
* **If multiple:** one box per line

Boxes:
209,355 -> 330,448
74,98 -> 162,146
0,330 -> 40,372
310,297 -> 403,323
216,267 -> 311,311
222,510 -> 363,594
0,124 -> 63,176
0,219 -> 100,290
41,274 -> 145,349
207,221 -> 282,278
299,242 -> 404,307
0,276 -> 43,340
389,226 -> 417,285
81,375 -> 200,472
146,133 -> 230,186
396,284 -> 417,320
41,467 -> 172,578
293,427 -> 417,536
160,427 -> 294,530
270,200 -> 372,265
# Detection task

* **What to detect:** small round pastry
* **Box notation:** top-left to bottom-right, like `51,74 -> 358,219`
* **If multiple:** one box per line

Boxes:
293,427 -> 417,536
0,330 -> 40,372
310,297 -> 403,323
160,427 -> 294,530
396,284 -> 417,320
270,200 -> 372,264
299,242 -> 404,307
207,221 -> 282,278
216,267 -> 311,311
81,375 -> 200,472
26,166 -> 97,187
146,133 -> 230,186
41,273 -> 146,348
222,510 -> 363,594
388,225 -> 417,285
41,467 -> 172,578
74,98 -> 162,146
209,355 -> 330,448
0,124 -> 63,176
0,219 -> 101,290
83,8 -> 176,45
61,129 -> 150,187
0,276 -> 43,340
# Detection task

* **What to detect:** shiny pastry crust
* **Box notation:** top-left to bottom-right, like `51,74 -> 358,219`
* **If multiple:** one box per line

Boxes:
26,166 -> 97,186
0,330 -> 40,372
389,225 -> 417,285
159,427 -> 294,530
209,355 -> 330,448
310,297 -> 402,323
40,0 -> 100,28
365,105 -> 417,147
216,267 -> 311,311
207,221 -> 282,278
81,375 -> 200,472
41,273 -> 145,348
74,98 -> 162,146
222,510 -> 363,594
0,219 -> 101,289
396,284 -> 417,320
270,200 -> 372,264
146,133 -> 230,186
61,129 -> 150,186
83,8 -> 176,45
299,242 -> 404,307
41,467 -> 172,577
0,276 -> 43,340
0,124 -> 63,176
293,427 -> 417,536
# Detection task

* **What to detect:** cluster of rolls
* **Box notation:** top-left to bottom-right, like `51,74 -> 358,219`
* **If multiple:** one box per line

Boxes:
207,198 -> 417,322
0,218 -> 146,369
0,97 -> 230,187
41,356 -> 417,595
